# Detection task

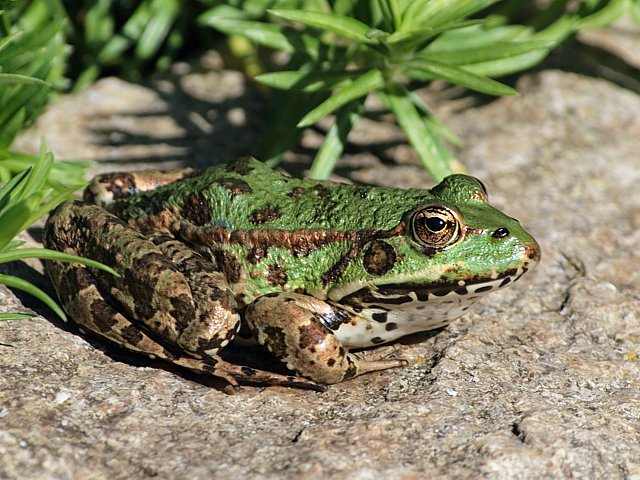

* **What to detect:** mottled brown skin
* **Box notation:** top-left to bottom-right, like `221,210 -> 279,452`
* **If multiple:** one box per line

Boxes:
44,201 -> 330,391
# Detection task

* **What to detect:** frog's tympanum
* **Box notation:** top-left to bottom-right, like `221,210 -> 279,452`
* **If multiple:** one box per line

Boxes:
44,158 -> 540,391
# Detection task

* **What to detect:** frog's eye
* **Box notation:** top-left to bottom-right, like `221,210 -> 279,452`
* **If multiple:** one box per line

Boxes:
410,206 -> 461,249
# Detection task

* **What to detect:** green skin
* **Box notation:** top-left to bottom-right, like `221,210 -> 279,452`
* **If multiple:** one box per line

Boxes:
43,157 -> 540,391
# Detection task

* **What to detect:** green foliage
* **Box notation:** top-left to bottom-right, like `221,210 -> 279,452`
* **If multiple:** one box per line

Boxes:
4,1 -> 631,180
0,147 -> 117,321
0,0 -> 68,148
0,1 -> 118,320
63,0 -> 221,87
0,0 -> 634,320
200,0 -> 632,180
0,0 -> 87,186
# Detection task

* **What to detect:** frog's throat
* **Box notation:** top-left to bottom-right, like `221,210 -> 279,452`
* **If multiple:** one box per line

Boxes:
326,264 -> 530,306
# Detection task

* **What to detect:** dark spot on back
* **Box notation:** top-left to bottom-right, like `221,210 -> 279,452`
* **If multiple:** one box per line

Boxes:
385,323 -> 398,331
218,178 -> 252,197
288,187 -> 305,198
265,263 -> 288,287
313,184 -> 331,199
250,205 -> 282,225
181,192 -> 212,226
247,245 -> 269,265
499,277 -> 512,288
145,189 -> 173,216
370,337 -> 385,344
226,157 -> 254,175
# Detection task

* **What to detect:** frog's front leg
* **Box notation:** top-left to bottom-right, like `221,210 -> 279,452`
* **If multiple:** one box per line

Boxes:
245,293 -> 408,384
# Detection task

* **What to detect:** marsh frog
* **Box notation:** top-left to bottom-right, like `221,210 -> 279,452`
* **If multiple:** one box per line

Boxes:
44,158 -> 540,391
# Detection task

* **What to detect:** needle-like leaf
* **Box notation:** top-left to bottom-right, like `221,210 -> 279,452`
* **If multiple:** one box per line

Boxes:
268,9 -> 374,44
0,274 -> 67,321
406,58 -> 518,96
297,69 -> 384,127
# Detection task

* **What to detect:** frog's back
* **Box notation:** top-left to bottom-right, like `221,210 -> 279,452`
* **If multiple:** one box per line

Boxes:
155,157 -> 436,232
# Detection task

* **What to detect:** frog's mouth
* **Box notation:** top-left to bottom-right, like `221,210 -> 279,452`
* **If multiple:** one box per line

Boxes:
334,265 -> 529,308
331,240 -> 540,307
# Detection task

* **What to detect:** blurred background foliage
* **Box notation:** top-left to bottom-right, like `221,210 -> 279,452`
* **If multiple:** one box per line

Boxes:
1,0 -> 637,180
0,0 -> 637,317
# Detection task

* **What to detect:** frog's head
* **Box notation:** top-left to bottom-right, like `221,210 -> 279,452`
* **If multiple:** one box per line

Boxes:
330,174 -> 540,312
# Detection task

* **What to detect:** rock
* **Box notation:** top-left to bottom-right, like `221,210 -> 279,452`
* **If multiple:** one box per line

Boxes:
1,68 -> 639,479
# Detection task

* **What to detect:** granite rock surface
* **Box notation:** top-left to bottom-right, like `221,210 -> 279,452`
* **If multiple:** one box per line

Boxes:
1,61 -> 639,479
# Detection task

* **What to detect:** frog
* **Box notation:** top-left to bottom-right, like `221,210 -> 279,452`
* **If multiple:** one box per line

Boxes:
43,157 -> 540,391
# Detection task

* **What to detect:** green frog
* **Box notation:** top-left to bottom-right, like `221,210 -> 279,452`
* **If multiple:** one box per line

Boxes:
44,157 -> 540,391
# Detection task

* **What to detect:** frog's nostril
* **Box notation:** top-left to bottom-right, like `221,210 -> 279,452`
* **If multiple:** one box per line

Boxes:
492,227 -> 510,239
523,241 -> 541,263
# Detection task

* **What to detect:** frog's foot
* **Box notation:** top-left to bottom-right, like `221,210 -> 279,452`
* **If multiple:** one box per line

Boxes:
245,293 -> 408,385
171,357 -> 327,392
351,344 -> 404,363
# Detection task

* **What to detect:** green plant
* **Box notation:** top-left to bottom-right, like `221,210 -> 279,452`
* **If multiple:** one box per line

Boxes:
0,0 -> 68,149
0,147 -> 117,321
0,2 -> 118,320
201,0 -> 632,181
63,0 -> 223,88
0,0 -> 90,184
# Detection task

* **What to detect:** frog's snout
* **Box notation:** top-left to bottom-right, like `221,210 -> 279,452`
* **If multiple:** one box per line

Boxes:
522,241 -> 541,264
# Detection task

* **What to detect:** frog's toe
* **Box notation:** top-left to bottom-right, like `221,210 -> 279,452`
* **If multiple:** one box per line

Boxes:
351,344 -> 404,362
349,346 -> 409,375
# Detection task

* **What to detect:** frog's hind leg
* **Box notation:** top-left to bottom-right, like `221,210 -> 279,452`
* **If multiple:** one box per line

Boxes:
45,258 -> 325,391
149,234 -> 328,391
245,293 -> 408,384
43,202 -> 326,391
43,200 -> 231,354
84,168 -> 195,207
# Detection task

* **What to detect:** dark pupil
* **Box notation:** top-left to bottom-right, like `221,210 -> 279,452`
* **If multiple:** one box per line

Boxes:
425,216 -> 446,232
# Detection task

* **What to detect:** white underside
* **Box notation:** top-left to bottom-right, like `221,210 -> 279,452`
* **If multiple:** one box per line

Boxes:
334,273 -> 519,348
